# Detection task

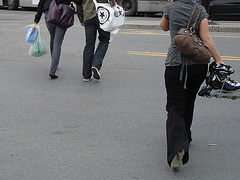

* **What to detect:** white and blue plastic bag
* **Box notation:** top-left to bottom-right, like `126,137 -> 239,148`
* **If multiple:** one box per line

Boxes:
25,24 -> 39,44
29,25 -> 48,57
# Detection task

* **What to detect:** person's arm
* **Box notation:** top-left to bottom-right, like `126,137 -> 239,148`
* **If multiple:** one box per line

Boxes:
160,16 -> 169,31
76,2 -> 84,25
199,18 -> 224,64
34,0 -> 46,23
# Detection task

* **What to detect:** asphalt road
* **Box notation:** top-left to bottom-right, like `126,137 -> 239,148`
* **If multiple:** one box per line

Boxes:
0,9 -> 240,179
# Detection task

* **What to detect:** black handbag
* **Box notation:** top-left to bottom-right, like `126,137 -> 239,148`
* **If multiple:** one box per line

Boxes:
173,4 -> 212,63
47,0 -> 75,28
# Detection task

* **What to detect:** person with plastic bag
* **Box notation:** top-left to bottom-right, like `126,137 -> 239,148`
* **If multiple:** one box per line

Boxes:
76,0 -> 116,82
34,0 -> 81,80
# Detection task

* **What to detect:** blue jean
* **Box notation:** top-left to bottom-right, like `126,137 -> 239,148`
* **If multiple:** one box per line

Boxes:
44,11 -> 67,75
83,17 -> 110,79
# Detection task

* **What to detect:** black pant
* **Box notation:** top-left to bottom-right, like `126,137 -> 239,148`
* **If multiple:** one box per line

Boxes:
165,64 -> 208,166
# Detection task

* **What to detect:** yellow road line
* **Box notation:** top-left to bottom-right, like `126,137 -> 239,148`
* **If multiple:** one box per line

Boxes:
128,51 -> 240,61
128,51 -> 167,57
211,35 -> 240,38
221,56 -> 240,61
120,31 -> 169,36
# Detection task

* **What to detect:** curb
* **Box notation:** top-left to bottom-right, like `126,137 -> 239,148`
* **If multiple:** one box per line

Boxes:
122,23 -> 240,32
122,24 -> 161,30
208,24 -> 240,32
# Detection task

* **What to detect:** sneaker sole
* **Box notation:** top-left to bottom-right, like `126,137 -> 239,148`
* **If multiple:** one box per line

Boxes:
83,79 -> 91,82
83,76 -> 93,82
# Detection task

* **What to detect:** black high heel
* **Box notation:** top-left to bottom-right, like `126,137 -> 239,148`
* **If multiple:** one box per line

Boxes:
49,74 -> 58,80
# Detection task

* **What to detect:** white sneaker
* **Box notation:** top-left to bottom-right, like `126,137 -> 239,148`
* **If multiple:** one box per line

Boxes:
83,76 -> 93,82
170,150 -> 185,171
91,67 -> 101,80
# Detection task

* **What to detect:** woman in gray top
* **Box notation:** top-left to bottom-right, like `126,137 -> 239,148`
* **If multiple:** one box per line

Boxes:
160,0 -> 224,171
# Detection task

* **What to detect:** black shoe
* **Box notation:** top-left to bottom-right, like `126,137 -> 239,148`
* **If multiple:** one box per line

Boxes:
91,67 -> 101,80
49,74 -> 58,80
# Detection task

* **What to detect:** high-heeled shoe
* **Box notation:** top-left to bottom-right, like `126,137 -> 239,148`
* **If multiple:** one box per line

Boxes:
49,74 -> 58,80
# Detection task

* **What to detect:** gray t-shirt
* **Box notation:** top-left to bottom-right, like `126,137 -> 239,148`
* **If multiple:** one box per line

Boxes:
163,0 -> 208,66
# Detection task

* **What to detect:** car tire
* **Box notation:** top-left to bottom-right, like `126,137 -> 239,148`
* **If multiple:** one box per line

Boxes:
117,0 -> 137,16
8,0 -> 19,10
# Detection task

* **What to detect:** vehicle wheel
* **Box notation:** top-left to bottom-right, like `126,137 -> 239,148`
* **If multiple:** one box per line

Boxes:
8,0 -> 19,10
117,0 -> 137,16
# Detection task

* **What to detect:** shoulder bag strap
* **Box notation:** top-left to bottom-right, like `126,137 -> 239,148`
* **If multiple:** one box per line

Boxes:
187,4 -> 198,30
192,5 -> 202,30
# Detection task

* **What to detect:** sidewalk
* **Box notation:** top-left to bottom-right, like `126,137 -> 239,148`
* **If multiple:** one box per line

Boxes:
122,16 -> 240,32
